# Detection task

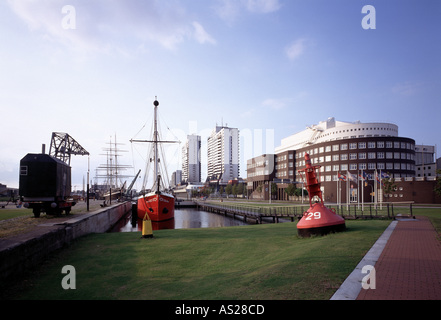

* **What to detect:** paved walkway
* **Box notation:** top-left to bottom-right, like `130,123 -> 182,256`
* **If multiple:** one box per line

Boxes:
331,216 -> 441,300
357,216 -> 441,300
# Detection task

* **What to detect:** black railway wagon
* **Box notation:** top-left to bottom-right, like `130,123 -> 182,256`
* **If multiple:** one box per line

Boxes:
19,153 -> 74,217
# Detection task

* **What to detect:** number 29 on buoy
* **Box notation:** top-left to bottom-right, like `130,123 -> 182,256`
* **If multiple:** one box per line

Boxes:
305,212 -> 321,220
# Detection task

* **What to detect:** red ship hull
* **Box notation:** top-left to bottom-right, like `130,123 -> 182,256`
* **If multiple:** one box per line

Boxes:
137,192 -> 174,222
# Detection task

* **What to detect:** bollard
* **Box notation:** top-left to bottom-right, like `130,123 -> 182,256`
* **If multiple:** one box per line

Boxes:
141,212 -> 153,238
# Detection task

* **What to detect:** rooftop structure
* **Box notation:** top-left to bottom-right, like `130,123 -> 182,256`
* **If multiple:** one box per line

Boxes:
275,117 -> 399,153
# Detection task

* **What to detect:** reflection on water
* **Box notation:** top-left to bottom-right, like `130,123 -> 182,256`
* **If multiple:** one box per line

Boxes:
111,208 -> 248,232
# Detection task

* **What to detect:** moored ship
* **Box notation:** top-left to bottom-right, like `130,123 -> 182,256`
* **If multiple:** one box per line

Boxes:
131,98 -> 177,222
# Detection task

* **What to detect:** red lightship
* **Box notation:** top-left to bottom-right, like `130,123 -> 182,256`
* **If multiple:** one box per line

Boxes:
296,153 -> 346,237
131,98 -> 177,222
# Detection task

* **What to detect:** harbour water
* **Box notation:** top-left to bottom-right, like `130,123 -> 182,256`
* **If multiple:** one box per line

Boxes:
110,207 -> 249,232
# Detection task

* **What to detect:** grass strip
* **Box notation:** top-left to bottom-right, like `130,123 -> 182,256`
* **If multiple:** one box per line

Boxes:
10,220 -> 390,300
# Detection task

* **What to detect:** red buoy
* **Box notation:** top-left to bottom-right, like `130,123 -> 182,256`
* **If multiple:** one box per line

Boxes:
297,153 -> 346,237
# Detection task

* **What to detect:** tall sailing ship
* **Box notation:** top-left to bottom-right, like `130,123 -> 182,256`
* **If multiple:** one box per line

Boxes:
94,135 -> 133,201
131,98 -> 177,222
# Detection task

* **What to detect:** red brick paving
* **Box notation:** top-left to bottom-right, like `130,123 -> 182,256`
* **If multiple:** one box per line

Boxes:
357,216 -> 441,300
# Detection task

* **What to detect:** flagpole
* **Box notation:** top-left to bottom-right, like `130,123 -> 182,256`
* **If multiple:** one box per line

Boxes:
361,169 -> 364,212
374,169 -> 377,210
357,170 -> 360,209
380,170 -> 383,210
337,173 -> 340,209
346,170 -> 349,210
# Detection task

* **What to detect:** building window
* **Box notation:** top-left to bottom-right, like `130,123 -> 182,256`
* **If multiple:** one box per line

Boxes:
368,163 -> 376,170
377,152 -> 384,159
387,163 -> 393,170
325,146 -> 331,152
341,144 -> 348,150
378,163 -> 385,170
386,141 -> 393,148
333,164 -> 339,171
368,152 -> 376,159
359,163 -> 367,170
332,144 -> 339,151
350,163 -> 357,170
20,166 -> 28,175
350,153 -> 357,160
341,154 -> 348,160
341,164 -> 348,171
386,152 -> 393,159
368,142 -> 376,148
333,154 -> 339,161
378,141 -> 384,148
359,142 -> 366,149
359,153 -> 367,159
349,143 -> 357,150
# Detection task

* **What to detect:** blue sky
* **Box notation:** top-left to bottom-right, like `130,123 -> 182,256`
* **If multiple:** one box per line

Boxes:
0,0 -> 440,190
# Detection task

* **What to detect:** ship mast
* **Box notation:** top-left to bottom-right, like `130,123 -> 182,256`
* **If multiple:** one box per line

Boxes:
130,97 -> 180,194
153,98 -> 160,193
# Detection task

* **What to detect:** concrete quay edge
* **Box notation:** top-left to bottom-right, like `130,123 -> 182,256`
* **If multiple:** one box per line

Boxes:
0,201 -> 131,283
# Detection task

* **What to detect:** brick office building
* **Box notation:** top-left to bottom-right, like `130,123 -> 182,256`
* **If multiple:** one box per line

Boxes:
247,118 -> 441,204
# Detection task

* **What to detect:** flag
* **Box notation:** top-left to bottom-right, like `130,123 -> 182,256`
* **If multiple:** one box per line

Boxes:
376,171 -> 384,186
381,172 -> 390,179
338,172 -> 346,181
347,171 -> 357,182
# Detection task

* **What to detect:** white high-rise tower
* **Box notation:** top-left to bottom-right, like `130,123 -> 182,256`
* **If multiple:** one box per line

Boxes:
207,125 -> 240,184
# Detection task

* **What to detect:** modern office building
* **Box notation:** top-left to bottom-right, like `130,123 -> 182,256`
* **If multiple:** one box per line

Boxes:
182,135 -> 201,183
248,118 -> 420,203
414,145 -> 437,178
170,170 -> 182,188
246,154 -> 275,199
207,125 -> 240,184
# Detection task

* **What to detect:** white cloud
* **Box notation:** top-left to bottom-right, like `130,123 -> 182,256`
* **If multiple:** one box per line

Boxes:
245,0 -> 282,13
391,81 -> 422,96
192,21 -> 217,45
7,1 -> 216,53
262,93 -> 308,110
214,0 -> 281,24
262,98 -> 287,110
285,38 -> 307,61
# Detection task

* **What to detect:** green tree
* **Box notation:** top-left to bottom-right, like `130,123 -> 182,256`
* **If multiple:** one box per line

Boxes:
285,184 -> 296,199
382,173 -> 396,201
294,188 -> 308,200
232,184 -> 238,197
236,183 -> 244,196
435,169 -> 441,197
271,182 -> 278,199
226,184 -> 232,197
